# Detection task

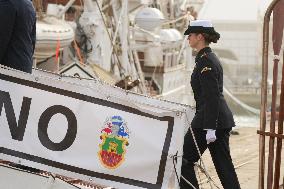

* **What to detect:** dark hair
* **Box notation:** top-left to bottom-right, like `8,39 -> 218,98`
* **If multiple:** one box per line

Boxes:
201,33 -> 220,44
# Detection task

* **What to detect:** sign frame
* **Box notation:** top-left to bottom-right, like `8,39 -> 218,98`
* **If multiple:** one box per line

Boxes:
0,73 -> 175,189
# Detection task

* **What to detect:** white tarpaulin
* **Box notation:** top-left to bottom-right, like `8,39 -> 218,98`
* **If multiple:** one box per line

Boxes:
0,66 -> 194,189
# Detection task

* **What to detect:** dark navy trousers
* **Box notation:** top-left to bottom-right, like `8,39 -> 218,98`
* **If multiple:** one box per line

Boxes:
180,128 -> 241,189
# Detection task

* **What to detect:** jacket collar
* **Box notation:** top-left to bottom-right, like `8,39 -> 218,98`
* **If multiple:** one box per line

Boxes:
195,47 -> 212,63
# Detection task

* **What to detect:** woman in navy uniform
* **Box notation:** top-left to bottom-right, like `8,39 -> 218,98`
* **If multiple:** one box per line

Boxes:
180,20 -> 241,189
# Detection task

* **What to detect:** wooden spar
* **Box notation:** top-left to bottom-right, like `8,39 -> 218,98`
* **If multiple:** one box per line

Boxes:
273,51 -> 284,189
272,1 -> 284,187
259,1 -> 281,189
266,25 -> 279,189
266,0 -> 284,187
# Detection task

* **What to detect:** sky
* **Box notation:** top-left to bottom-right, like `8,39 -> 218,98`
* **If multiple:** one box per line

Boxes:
198,0 -> 273,21
258,0 -> 274,14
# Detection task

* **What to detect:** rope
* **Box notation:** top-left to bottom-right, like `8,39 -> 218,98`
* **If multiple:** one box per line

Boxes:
169,113 -> 222,189
171,152 -> 181,184
162,12 -> 190,25
170,153 -> 198,189
181,175 -> 198,189
196,162 -> 204,189
273,54 -> 280,61
185,114 -> 221,189
73,40 -> 84,65
223,87 -> 259,115
148,61 -> 163,94
194,162 -> 221,189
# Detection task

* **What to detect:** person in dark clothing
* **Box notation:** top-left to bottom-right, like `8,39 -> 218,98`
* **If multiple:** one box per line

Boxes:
0,0 -> 38,173
0,0 -> 36,73
180,20 -> 241,189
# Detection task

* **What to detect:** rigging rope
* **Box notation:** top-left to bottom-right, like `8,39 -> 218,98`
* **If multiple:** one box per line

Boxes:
184,113 -> 221,189
170,112 -> 224,189
223,86 -> 260,115
93,0 -> 125,77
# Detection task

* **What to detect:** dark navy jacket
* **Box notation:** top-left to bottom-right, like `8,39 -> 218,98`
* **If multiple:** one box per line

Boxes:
0,0 -> 36,73
190,47 -> 235,130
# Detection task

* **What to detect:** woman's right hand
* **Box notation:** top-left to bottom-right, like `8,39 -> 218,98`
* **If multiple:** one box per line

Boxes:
206,129 -> 217,144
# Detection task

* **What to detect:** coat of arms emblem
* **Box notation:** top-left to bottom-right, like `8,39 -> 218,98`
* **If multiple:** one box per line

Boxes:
98,116 -> 130,169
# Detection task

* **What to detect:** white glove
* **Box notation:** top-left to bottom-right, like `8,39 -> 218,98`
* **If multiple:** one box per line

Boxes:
206,129 -> 217,144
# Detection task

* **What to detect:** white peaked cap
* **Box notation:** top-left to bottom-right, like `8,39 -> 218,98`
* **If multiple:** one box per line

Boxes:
190,20 -> 213,27
184,19 -> 220,37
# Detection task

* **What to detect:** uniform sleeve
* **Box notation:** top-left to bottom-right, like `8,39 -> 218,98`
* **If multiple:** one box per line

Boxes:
0,1 -> 16,63
199,60 -> 220,129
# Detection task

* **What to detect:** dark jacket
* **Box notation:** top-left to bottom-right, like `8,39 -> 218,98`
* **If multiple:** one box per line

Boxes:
190,47 -> 235,130
0,0 -> 36,73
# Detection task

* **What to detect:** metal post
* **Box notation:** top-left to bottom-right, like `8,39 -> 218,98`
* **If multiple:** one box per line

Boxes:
259,1 -> 281,189
266,54 -> 279,189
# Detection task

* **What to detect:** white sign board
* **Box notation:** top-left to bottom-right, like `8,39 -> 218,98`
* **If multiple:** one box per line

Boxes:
0,164 -> 80,189
0,67 -> 194,189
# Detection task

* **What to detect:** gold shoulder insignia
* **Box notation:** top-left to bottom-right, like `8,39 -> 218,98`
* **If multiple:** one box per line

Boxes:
201,67 -> 212,74
200,53 -> 207,58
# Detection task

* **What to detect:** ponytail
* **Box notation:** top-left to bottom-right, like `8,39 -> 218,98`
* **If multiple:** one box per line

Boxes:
202,33 -> 220,44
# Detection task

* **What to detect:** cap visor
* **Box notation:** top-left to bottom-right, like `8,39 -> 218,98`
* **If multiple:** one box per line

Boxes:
184,28 -> 191,35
